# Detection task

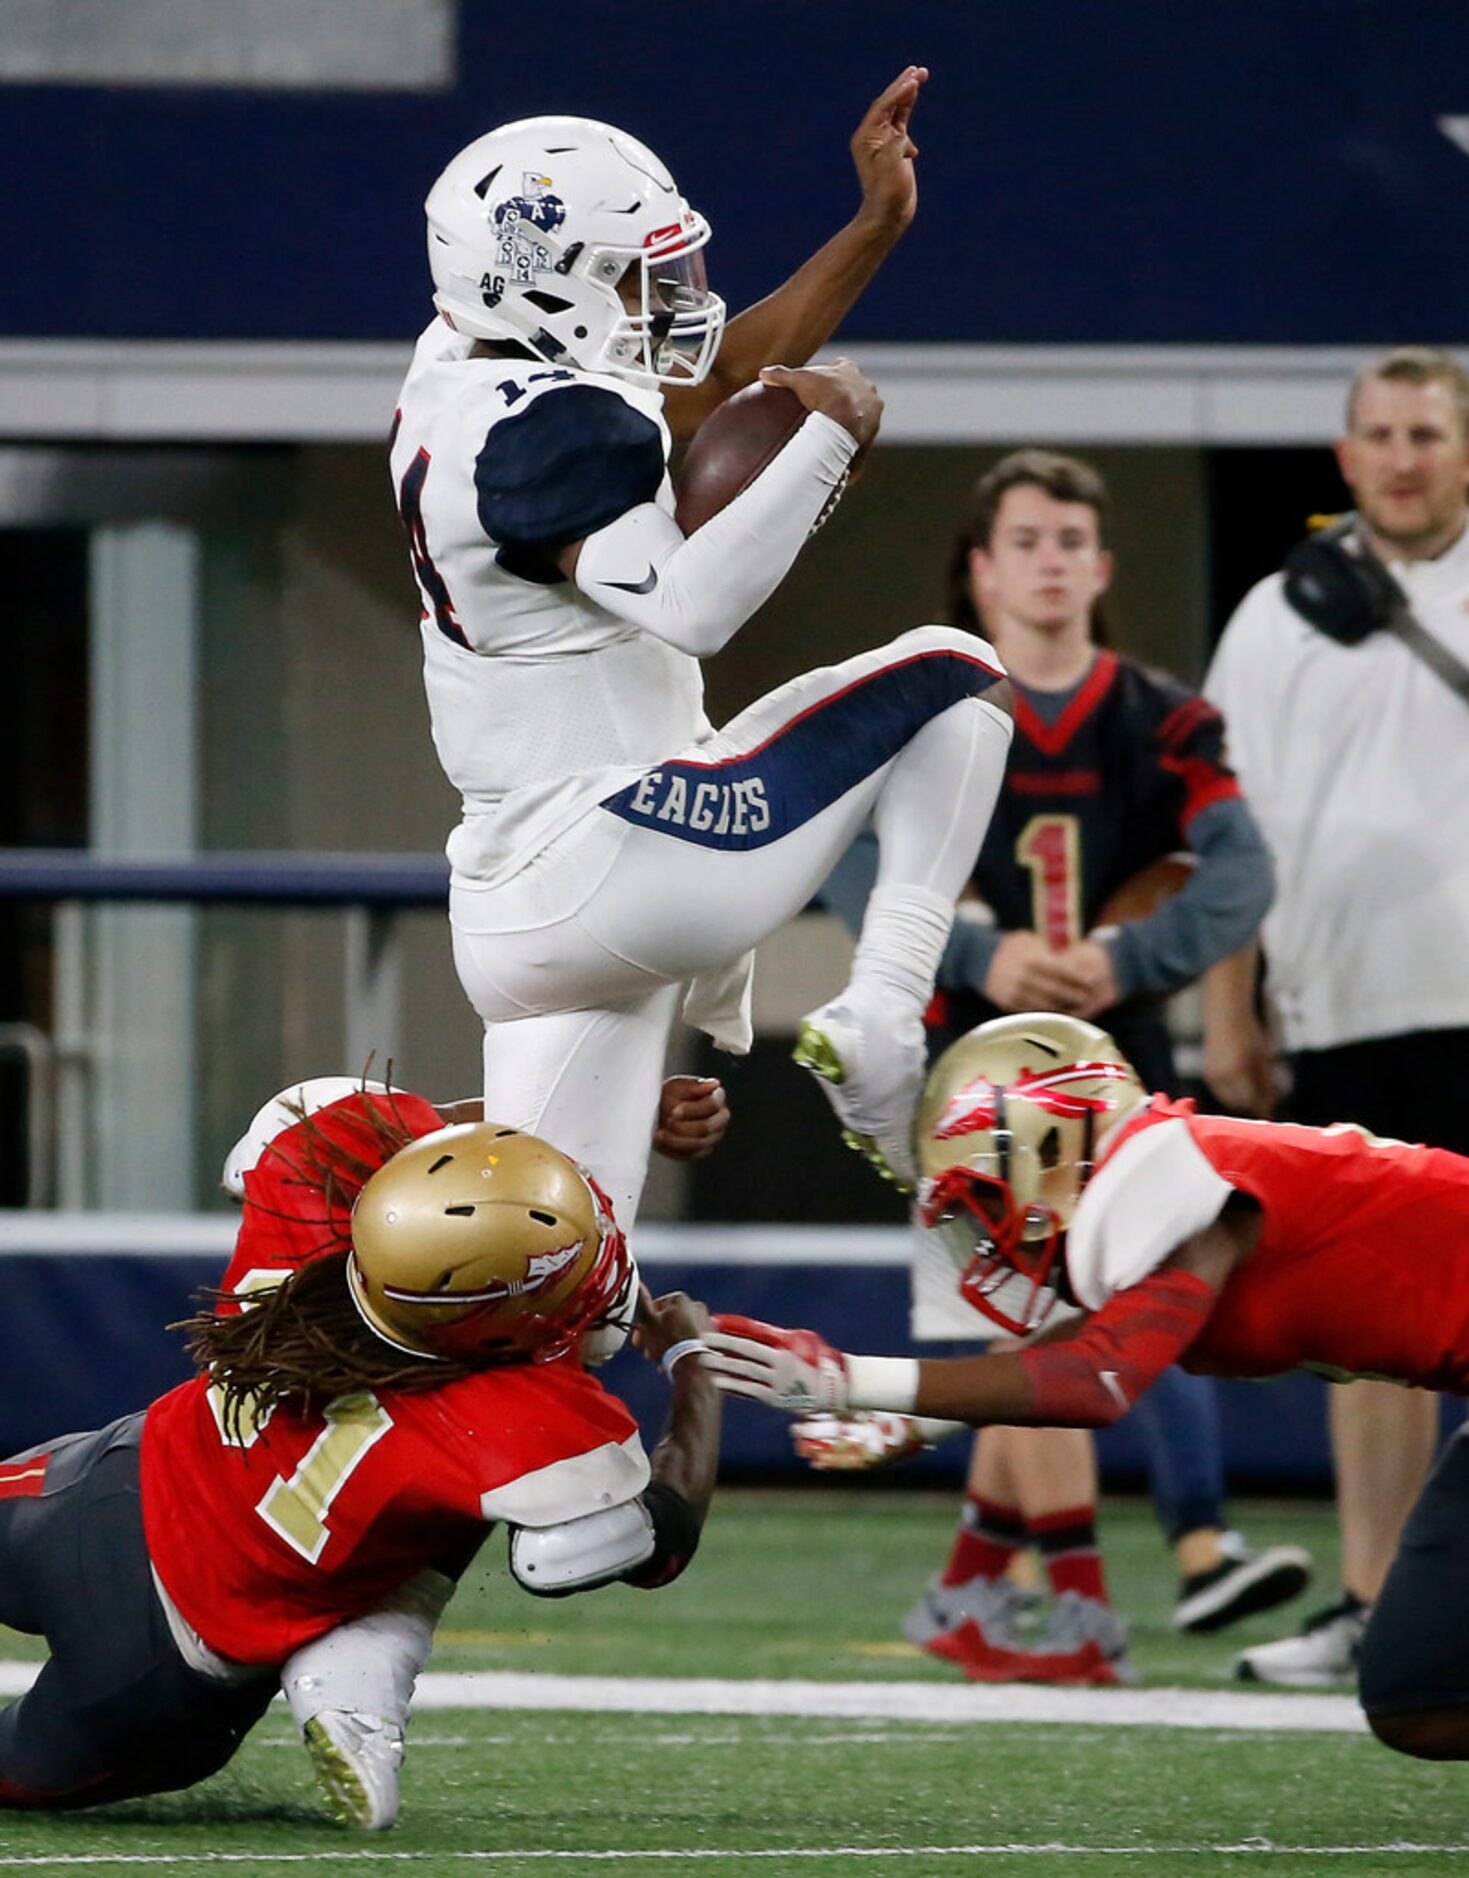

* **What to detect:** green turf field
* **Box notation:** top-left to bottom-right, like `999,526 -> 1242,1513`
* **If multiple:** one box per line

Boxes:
0,1489 -> 1464,1875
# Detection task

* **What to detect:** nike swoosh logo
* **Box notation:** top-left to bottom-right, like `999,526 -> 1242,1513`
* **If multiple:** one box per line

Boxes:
602,566 -> 659,595
1099,1369 -> 1131,1415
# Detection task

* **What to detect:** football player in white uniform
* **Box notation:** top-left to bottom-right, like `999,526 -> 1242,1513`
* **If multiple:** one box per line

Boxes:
390,72 -> 1016,1218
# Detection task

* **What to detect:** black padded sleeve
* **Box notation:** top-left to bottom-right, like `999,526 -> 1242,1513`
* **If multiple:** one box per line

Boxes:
620,1482 -> 703,1591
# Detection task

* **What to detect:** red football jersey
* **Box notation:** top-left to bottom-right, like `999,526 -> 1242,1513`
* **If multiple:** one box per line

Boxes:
141,1360 -> 643,1663
1108,1098 -> 1469,1389
140,1085 -> 645,1664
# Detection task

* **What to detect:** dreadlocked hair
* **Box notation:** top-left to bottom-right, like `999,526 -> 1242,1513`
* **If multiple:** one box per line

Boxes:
239,1082 -> 426,1269
179,1251 -> 484,1441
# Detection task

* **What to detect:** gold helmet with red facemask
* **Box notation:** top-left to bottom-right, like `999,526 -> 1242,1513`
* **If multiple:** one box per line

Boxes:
348,1123 -> 635,1366
914,1014 -> 1146,1334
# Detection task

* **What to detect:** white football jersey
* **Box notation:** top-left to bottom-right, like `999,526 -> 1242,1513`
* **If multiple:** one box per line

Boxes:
390,321 -> 712,855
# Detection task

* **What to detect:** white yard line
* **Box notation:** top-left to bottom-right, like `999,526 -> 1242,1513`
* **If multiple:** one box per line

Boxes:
5,1843 -> 1469,1865
409,1669 -> 1367,1733
0,1662 -> 1366,1733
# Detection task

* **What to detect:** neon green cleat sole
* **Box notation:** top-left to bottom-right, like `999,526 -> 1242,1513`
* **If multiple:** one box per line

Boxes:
303,1712 -> 403,1831
793,1020 -> 846,1083
793,1023 -> 913,1191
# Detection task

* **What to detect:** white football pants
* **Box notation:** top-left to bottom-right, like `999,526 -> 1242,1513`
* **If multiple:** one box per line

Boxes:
451,625 -> 1011,1224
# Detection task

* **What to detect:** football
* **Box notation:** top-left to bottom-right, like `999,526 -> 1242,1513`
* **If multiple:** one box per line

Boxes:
1092,852 -> 1196,928
674,382 -> 809,534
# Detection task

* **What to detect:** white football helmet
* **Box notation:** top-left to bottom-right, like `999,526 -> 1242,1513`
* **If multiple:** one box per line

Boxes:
425,115 -> 726,390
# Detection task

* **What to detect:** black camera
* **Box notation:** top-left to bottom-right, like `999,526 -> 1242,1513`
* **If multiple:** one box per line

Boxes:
1281,515 -> 1405,646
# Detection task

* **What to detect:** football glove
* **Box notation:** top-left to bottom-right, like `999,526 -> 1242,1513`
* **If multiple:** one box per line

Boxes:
792,1411 -> 931,1471
702,1314 -> 851,1413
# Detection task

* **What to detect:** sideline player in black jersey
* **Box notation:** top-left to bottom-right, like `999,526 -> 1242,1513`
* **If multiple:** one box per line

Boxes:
817,452 -> 1305,1683
929,451 -> 1266,1077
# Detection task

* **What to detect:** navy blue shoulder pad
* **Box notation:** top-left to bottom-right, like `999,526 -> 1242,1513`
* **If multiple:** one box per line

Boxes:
475,384 -> 665,553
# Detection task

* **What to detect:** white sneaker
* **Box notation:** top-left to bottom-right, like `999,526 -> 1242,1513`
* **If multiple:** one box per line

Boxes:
303,1709 -> 405,1830
901,1572 -> 1031,1650
1233,1594 -> 1368,1688
794,989 -> 925,1189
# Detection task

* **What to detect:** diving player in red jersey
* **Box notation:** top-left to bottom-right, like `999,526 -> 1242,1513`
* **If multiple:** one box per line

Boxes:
702,1013 -> 1469,1754
0,1083 -> 720,1821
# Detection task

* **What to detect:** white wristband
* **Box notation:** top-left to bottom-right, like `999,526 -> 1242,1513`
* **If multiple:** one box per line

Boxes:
662,1338 -> 706,1377
845,1355 -> 921,1414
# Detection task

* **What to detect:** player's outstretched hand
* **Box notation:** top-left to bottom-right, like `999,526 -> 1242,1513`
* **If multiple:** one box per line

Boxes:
852,65 -> 928,231
653,1076 -> 730,1162
632,1286 -> 712,1369
760,360 -> 882,450
701,1313 -> 851,1413
793,1410 -> 928,1471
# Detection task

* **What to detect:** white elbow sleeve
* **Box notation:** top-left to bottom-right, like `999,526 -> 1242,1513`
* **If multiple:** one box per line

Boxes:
574,412 -> 856,656
509,1500 -> 656,1595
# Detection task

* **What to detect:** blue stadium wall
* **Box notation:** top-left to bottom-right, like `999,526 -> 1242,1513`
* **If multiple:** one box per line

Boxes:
1,1248 -> 1430,1487
2,2 -> 1467,345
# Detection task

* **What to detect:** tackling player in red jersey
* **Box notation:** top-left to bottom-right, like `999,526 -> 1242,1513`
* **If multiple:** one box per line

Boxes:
703,1013 -> 1469,1754
0,1082 -> 720,1822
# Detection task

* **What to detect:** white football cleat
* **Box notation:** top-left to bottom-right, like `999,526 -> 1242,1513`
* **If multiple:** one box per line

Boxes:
303,1709 -> 405,1830
794,988 -> 925,1189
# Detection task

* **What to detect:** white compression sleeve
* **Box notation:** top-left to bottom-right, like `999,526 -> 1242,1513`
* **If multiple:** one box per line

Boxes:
281,1568 -> 455,1732
573,412 -> 856,657
844,1355 -> 921,1414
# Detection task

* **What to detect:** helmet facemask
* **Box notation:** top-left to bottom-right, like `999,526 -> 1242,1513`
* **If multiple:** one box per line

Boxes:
919,1120 -> 1085,1336
588,221 -> 725,387
915,1015 -> 1147,1335
577,1241 -> 641,1368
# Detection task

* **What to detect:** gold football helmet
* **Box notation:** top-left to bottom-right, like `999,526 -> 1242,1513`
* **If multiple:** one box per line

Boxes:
348,1123 -> 631,1365
914,1014 -> 1146,1333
